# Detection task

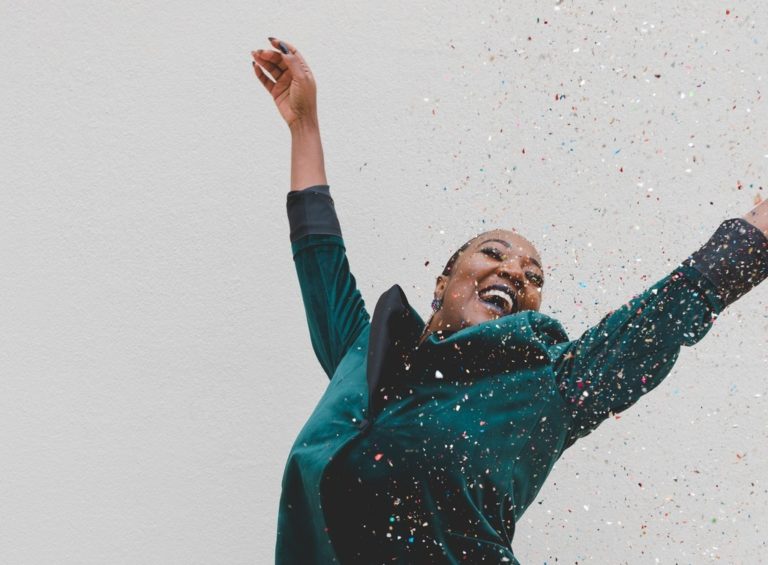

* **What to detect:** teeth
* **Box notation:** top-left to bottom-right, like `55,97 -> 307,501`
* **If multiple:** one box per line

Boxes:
479,288 -> 514,313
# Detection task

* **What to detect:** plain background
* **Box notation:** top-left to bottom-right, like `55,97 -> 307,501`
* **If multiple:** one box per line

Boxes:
2,1 -> 767,563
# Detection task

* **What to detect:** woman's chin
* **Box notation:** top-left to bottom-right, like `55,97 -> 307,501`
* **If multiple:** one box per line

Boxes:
476,299 -> 507,320
460,307 -> 503,329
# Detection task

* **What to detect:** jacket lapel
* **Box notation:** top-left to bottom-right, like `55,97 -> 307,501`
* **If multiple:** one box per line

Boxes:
366,284 -> 424,418
364,284 -> 571,419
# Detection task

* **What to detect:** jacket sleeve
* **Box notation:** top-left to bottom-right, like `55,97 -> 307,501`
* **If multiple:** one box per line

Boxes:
549,218 -> 768,450
287,184 -> 371,380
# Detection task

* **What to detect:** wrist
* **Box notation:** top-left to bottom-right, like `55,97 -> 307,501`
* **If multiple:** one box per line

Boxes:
289,116 -> 320,137
742,197 -> 768,239
289,116 -> 326,191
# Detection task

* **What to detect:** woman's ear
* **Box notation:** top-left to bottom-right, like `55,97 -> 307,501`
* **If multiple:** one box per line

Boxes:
434,275 -> 448,301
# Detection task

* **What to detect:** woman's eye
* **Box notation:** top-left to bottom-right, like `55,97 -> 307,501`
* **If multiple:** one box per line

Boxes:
481,247 -> 503,260
483,247 -> 544,286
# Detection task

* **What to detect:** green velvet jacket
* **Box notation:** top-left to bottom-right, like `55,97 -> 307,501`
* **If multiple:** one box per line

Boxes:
275,185 -> 768,564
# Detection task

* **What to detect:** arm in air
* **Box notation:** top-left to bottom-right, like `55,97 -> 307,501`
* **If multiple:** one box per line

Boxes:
549,214 -> 768,450
252,38 -> 371,379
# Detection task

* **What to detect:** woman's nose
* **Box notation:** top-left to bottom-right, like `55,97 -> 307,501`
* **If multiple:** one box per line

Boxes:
496,259 -> 526,287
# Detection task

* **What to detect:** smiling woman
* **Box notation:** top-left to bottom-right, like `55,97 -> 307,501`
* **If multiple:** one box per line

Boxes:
253,38 -> 768,565
419,229 -> 547,345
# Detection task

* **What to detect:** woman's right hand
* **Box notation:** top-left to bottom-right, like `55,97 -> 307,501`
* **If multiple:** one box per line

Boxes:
251,38 -> 318,130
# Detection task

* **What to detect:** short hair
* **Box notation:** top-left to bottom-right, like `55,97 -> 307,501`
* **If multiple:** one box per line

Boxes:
440,230 -> 540,277
441,237 -> 476,277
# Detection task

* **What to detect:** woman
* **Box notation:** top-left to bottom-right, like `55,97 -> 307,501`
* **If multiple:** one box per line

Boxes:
252,38 -> 768,564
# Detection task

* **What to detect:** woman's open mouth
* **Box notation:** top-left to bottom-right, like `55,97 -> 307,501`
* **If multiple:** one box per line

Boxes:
477,284 -> 516,315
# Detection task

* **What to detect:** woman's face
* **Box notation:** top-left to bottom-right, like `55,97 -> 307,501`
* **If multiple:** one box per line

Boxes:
429,230 -> 545,335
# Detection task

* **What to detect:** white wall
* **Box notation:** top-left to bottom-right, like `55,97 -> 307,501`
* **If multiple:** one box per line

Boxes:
2,1 -> 767,563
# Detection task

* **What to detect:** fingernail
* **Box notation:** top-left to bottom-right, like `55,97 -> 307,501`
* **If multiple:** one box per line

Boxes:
268,36 -> 275,41
278,41 -> 289,54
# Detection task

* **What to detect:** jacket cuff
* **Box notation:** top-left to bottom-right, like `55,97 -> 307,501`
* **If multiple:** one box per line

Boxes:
679,217 -> 768,308
286,184 -> 342,243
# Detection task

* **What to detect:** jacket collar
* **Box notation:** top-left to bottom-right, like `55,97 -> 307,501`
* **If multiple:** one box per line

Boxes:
365,284 -> 570,418
366,284 -> 423,413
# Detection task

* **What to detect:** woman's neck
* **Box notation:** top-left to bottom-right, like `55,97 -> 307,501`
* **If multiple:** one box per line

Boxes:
417,326 -> 450,347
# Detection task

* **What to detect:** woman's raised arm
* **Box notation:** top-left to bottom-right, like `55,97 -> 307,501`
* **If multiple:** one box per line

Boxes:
251,38 -> 370,380
549,210 -> 768,451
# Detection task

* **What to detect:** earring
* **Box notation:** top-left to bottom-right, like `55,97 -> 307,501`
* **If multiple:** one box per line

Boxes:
431,298 -> 443,312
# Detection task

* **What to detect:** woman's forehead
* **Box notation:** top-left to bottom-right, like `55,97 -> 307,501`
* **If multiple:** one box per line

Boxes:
474,231 -> 540,258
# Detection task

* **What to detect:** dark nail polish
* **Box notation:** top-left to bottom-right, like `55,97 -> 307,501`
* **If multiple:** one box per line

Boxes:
268,36 -> 275,41
278,41 -> 289,54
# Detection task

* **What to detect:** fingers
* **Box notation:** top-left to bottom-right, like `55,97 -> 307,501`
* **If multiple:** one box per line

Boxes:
269,37 -> 298,60
251,61 -> 274,93
267,37 -> 313,79
253,48 -> 287,72
252,51 -> 284,79
250,37 -> 315,96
